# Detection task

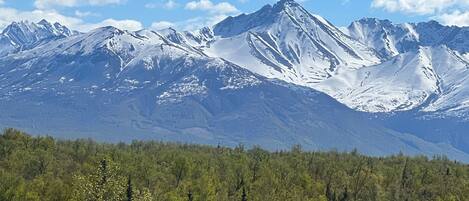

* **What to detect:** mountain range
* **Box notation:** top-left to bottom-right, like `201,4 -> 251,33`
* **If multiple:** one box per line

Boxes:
1,0 -> 468,161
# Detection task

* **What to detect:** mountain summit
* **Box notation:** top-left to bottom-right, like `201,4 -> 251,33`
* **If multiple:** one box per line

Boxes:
0,19 -> 76,57
213,0 -> 302,37
207,0 -> 380,86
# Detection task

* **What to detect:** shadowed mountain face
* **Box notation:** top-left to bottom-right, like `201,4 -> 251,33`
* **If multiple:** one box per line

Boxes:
1,0 -> 469,161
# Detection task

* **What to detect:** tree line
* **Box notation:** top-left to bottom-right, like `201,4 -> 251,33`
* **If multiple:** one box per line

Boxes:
0,128 -> 468,201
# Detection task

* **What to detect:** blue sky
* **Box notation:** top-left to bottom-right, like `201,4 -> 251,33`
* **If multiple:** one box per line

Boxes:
0,0 -> 468,31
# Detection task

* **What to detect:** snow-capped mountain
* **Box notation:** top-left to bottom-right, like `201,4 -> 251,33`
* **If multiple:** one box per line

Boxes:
0,20 -> 77,57
347,18 -> 469,58
316,46 -> 469,115
347,18 -> 418,58
3,24 -> 465,159
1,0 -> 469,160
201,0 -> 381,86
314,18 -> 469,116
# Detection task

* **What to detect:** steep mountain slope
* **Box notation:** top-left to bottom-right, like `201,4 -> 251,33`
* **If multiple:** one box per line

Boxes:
149,3 -> 469,119
347,18 -> 418,58
1,25 -> 468,160
347,18 -> 469,58
201,0 -> 381,86
316,46 -> 469,115
0,20 -> 76,57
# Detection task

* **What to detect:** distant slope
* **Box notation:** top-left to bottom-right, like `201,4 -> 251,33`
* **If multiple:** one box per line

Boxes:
347,18 -> 469,58
0,20 -> 76,57
315,46 -> 469,116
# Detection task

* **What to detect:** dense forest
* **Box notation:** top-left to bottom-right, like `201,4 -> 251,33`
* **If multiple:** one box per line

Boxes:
1,129 -> 468,201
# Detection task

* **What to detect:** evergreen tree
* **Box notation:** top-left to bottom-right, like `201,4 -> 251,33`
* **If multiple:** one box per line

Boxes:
326,182 -> 336,201
400,159 -> 413,201
188,190 -> 193,201
127,175 -> 133,201
99,159 -> 108,186
241,187 -> 247,201
339,187 -> 349,201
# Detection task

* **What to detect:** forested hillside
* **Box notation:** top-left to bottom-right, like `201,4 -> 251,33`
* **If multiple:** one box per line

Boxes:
0,128 -> 468,201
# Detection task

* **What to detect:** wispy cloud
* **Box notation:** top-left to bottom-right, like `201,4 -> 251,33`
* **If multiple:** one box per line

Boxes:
185,0 -> 238,14
150,14 -> 228,31
34,0 -> 126,9
371,0 -> 469,15
436,10 -> 469,26
74,10 -> 98,17
145,0 -> 179,9
372,0 -> 469,26
150,21 -> 174,30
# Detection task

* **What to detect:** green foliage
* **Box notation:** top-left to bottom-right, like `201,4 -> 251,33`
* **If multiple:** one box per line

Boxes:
1,128 -> 469,201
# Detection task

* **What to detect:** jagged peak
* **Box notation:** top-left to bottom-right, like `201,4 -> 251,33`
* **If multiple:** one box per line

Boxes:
158,27 -> 179,35
358,17 -> 391,25
213,0 -> 314,37
198,26 -> 213,35
3,20 -> 33,31
415,20 -> 445,29
2,19 -> 74,37
421,20 -> 442,26
349,18 -> 394,29
273,0 -> 302,10
38,19 -> 52,26
351,18 -> 449,30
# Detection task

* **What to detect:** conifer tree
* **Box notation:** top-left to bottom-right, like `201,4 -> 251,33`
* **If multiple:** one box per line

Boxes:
326,182 -> 335,201
241,187 -> 247,201
126,175 -> 133,201
99,159 -> 108,186
339,187 -> 348,201
400,159 -> 412,201
188,190 -> 193,201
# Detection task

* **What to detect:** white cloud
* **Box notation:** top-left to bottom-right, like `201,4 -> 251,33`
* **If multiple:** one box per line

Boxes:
164,0 -> 178,9
144,3 -> 158,8
0,7 -> 142,32
372,0 -> 469,27
182,14 -> 227,30
145,0 -> 178,9
185,0 -> 238,14
371,0 -> 469,15
437,10 -> 469,26
151,14 -> 227,31
34,0 -> 125,9
74,10 -> 98,17
175,0 -> 236,31
150,21 -> 174,30
0,0 -> 4,5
